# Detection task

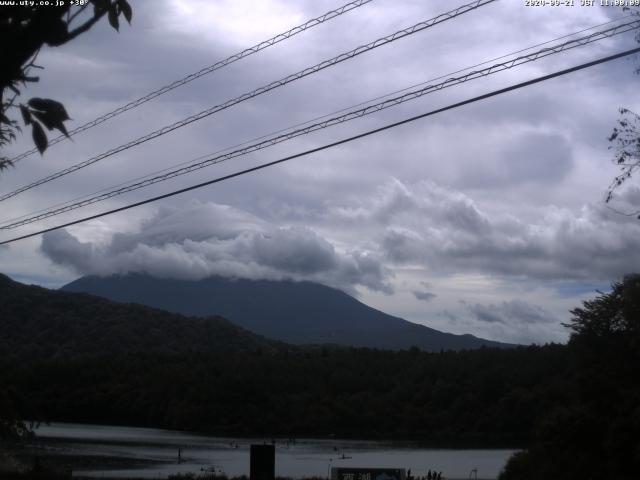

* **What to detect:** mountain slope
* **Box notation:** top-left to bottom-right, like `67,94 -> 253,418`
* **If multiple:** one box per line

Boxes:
0,273 -> 280,360
62,274 -> 511,350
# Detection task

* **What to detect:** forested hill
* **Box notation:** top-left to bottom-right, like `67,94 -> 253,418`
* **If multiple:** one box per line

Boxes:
62,274 -> 512,351
0,273 -> 280,360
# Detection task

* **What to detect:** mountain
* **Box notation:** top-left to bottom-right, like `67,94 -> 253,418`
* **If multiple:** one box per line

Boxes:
0,273 -> 280,361
61,274 -> 512,351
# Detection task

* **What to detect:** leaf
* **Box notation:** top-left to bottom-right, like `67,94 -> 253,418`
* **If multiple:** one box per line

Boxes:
118,0 -> 132,23
55,121 -> 70,138
32,122 -> 48,155
28,98 -> 70,121
33,111 -> 69,137
28,98 -> 71,139
32,110 -> 57,131
20,105 -> 32,125
0,112 -> 11,125
108,4 -> 119,31
0,159 -> 12,171
28,98 -> 53,111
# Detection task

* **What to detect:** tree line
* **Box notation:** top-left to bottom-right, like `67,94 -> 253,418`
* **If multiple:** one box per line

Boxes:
1,344 -> 567,447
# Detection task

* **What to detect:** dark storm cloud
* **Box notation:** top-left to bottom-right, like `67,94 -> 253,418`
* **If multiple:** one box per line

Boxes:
40,201 -> 393,295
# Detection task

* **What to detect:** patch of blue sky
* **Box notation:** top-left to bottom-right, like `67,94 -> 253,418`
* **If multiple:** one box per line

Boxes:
553,281 -> 612,298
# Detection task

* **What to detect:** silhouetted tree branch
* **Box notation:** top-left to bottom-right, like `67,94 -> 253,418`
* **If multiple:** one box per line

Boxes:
0,0 -> 132,171
606,8 -> 640,216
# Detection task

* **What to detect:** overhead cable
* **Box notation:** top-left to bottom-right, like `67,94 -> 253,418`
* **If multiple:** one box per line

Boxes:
0,0 -> 497,203
2,45 -> 639,246
3,18 -> 639,230
6,0 -> 375,164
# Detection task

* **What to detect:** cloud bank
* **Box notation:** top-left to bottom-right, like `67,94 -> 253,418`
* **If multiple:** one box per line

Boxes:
331,179 -> 640,282
40,178 -> 640,302
41,202 -> 393,295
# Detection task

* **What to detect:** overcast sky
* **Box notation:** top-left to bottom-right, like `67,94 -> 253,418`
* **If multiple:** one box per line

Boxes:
2,0 -> 640,344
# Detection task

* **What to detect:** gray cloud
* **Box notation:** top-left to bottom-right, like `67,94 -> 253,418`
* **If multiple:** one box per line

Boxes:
465,302 -> 506,324
606,184 -> 640,216
459,298 -> 565,345
461,131 -> 574,189
40,202 -> 393,295
412,290 -> 437,302
337,179 -> 640,282
464,299 -> 559,327
437,310 -> 460,324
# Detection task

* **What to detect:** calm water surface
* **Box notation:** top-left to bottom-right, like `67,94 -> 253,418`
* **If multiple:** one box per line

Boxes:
33,423 -> 516,480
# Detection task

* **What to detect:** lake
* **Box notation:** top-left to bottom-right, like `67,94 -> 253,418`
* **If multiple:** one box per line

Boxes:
28,423 -> 516,479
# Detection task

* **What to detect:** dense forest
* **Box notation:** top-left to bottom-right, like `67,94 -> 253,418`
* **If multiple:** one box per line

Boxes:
1,345 -> 567,446
0,273 -> 282,361
1,274 -> 639,478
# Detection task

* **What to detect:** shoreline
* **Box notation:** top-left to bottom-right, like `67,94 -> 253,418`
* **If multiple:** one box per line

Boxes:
1,423 -> 515,480
27,420 -> 526,450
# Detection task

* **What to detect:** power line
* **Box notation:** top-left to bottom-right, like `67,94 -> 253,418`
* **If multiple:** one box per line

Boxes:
2,45 -> 638,246
341,13 -> 636,116
3,18 -> 638,230
0,0 -> 496,203
7,12 -> 631,231
5,13 -> 630,232
5,12 -> 629,229
3,17 -> 637,228
6,0 -> 375,165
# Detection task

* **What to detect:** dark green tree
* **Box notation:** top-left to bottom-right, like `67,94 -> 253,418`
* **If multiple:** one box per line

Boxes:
565,274 -> 640,343
500,274 -> 640,480
0,0 -> 132,171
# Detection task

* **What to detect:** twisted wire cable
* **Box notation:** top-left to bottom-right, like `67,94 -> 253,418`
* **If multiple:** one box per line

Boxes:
6,0 -> 374,165
0,14 -> 632,229
2,45 -> 640,246
3,17 -> 638,230
0,0 -> 497,203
